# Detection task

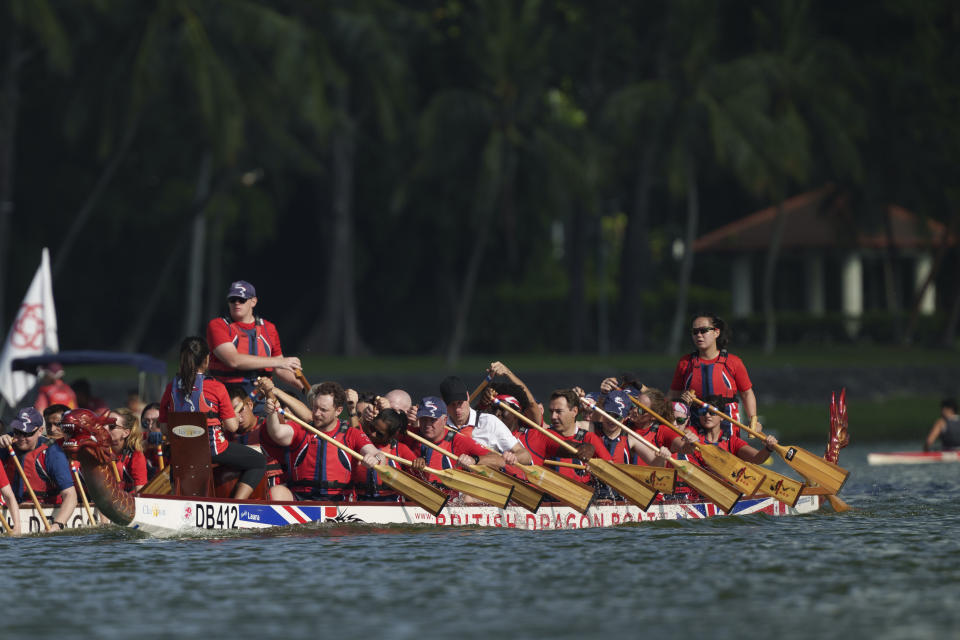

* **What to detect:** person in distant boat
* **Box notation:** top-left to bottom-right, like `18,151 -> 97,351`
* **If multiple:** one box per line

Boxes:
107,408 -> 147,493
441,375 -> 531,466
669,394 -> 778,465
668,314 -> 760,435
158,337 -> 266,500
0,407 -> 76,530
924,398 -> 960,452
261,380 -> 383,502
206,280 -> 304,404
34,362 -> 77,412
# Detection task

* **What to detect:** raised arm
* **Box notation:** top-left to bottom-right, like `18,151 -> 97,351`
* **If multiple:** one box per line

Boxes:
488,361 -> 542,426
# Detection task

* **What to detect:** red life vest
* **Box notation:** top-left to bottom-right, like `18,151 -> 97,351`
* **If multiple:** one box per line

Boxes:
209,317 -> 273,382
548,429 -> 591,483
36,380 -> 77,410
678,350 -> 739,402
598,431 -> 632,464
288,422 -> 354,499
420,432 -> 458,478
353,441 -> 404,500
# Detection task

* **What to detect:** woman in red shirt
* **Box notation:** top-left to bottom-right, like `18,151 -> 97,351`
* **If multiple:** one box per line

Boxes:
107,408 -> 147,493
159,337 -> 266,499
669,314 -> 760,433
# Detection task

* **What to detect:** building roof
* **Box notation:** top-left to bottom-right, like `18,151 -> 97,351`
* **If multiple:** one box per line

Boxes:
693,185 -> 954,252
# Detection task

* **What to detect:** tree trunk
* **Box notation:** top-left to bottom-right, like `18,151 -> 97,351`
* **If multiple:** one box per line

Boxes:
619,138 -> 658,351
880,205 -> 903,340
666,158 -> 699,355
181,152 -> 213,337
940,251 -> 960,348
304,84 -> 366,356
902,218 -> 954,346
0,37 -> 24,337
52,110 -> 140,278
568,208 -> 588,353
761,201 -> 788,354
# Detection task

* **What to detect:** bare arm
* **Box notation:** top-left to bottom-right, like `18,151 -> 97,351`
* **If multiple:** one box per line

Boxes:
212,343 -> 302,373
263,399 -> 295,447
221,417 -> 239,434
925,418 -> 946,452
741,388 -> 759,424
736,434 -> 777,464
1,485 -> 20,535
257,378 -> 311,423
489,361 -> 543,426
54,487 -> 77,528
509,442 -> 532,465
477,452 -> 505,468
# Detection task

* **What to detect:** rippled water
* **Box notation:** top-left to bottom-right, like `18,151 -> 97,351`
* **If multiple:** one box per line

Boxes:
2,442 -> 957,640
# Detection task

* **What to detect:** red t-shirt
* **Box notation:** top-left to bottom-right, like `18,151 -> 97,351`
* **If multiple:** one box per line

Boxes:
118,449 -> 148,492
670,351 -> 752,399
206,317 -> 283,381
158,377 -> 235,455
533,428 -> 613,483
0,463 -> 8,491
415,432 -> 491,482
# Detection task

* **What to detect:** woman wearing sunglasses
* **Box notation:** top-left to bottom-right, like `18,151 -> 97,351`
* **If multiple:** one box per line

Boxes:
668,314 -> 760,435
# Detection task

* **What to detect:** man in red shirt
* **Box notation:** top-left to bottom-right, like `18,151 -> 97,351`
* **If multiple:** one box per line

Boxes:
409,396 -> 503,482
262,381 -> 383,501
206,281 -> 304,405
535,389 -> 610,483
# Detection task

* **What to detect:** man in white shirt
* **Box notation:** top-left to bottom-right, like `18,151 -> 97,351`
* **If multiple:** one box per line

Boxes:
440,376 -> 533,466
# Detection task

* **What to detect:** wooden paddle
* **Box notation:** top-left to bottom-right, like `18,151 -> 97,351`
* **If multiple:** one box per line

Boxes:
625,394 -> 802,507
294,368 -> 311,392
441,425 -> 544,513
575,400 -> 743,513
73,467 -> 96,525
156,444 -> 165,471
687,394 -> 850,495
621,396 -> 767,495
274,408 -> 449,516
404,430 -> 516,509
469,373 -> 494,405
493,399 -> 658,511
5,445 -> 51,532
110,460 -> 122,483
141,467 -> 171,495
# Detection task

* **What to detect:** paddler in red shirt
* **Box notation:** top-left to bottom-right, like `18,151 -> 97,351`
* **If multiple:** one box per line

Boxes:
352,408 -> 419,501
408,397 -> 503,482
527,389 -> 610,484
261,381 -> 384,502
206,280 -> 305,408
669,394 -> 779,465
593,390 -> 671,467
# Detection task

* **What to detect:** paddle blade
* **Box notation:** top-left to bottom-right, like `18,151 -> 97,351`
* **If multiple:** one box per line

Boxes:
588,459 -> 657,511
697,445 -> 767,495
435,468 -> 514,509
779,445 -> 850,494
471,466 -> 545,513
671,459 -> 742,514
378,466 -> 448,517
614,463 -> 677,493
826,494 -> 852,513
521,465 -> 595,514
747,463 -> 804,508
141,467 -> 172,495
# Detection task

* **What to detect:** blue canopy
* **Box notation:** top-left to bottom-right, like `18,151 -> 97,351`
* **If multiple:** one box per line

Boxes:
12,350 -> 167,375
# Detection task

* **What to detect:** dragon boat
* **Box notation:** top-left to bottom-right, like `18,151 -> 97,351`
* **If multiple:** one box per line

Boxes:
2,393 -> 850,537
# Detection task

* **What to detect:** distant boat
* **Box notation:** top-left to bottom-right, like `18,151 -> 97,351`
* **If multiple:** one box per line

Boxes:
867,450 -> 960,465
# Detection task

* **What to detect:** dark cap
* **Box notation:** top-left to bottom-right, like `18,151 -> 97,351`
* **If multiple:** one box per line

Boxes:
16,407 -> 44,432
439,376 -> 468,404
417,396 -> 447,419
226,280 -> 256,300
602,390 -> 631,419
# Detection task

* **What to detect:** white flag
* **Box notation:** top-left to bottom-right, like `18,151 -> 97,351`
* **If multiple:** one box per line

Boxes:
0,248 -> 59,407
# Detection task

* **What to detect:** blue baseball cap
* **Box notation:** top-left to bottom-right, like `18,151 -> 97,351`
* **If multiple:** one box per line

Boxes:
602,390 -> 632,419
15,407 -> 44,433
226,280 -> 256,300
417,396 -> 447,419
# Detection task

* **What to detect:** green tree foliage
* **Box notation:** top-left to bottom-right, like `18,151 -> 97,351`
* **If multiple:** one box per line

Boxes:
2,0 -> 958,356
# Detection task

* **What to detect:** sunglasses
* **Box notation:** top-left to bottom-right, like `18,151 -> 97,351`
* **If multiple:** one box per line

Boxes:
691,327 -> 715,335
675,415 -> 688,425
228,297 -> 249,304
12,430 -> 37,438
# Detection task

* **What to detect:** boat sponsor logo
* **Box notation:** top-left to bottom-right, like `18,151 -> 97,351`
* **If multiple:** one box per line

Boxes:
184,506 -> 192,521
172,424 -> 205,438
785,447 -> 797,461
140,503 -> 166,518
240,509 -> 260,522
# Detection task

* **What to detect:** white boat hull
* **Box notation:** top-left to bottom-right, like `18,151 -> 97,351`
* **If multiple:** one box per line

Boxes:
3,494 -> 825,537
867,450 -> 960,465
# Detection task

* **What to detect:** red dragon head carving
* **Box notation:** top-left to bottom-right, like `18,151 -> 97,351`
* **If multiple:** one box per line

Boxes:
61,409 -> 117,466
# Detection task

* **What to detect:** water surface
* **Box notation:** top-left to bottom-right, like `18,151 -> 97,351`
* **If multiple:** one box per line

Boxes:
2,442 -> 957,640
